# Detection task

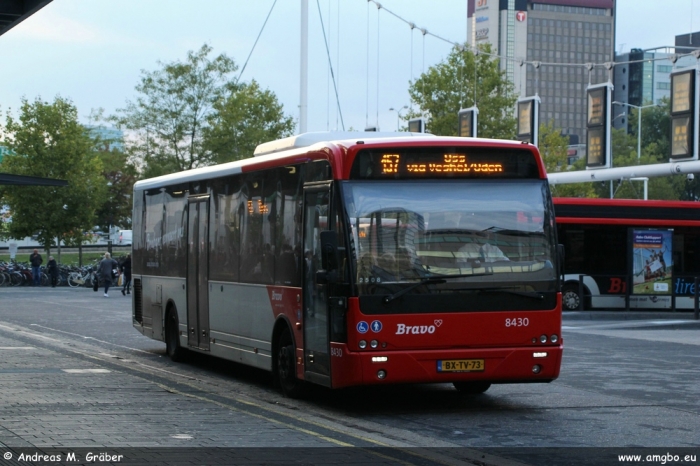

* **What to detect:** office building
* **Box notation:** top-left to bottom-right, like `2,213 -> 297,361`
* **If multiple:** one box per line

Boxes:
612,32 -> 700,132
467,0 -> 615,144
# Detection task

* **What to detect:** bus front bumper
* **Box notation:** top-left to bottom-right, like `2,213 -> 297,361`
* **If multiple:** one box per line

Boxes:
328,344 -> 563,389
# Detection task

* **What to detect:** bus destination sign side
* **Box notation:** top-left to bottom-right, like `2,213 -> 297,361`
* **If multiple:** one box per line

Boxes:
380,153 -> 503,175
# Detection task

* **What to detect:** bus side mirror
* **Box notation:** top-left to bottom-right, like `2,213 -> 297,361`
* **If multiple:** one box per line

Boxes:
320,230 -> 339,271
317,230 -> 339,284
557,244 -> 565,284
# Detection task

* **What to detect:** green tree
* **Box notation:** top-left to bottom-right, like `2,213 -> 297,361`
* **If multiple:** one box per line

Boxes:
205,80 -> 295,163
407,44 -> 517,138
0,97 -> 107,255
115,44 -> 238,178
538,121 -> 596,198
95,148 -> 138,231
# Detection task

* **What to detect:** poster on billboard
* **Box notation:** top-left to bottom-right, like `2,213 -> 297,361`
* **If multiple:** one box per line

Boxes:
630,229 -> 673,295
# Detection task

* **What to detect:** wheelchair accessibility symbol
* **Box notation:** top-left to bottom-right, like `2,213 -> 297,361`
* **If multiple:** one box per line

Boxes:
356,321 -> 369,334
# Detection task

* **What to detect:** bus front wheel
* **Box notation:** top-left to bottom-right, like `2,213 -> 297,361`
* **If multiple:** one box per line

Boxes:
165,308 -> 186,362
453,381 -> 491,394
276,328 -> 305,398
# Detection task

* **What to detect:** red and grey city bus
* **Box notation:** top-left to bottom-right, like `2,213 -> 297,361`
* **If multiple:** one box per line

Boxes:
131,132 -> 563,396
554,197 -> 700,311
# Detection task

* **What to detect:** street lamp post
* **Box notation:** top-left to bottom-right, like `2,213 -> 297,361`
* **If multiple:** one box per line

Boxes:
389,106 -> 408,131
612,101 -> 659,160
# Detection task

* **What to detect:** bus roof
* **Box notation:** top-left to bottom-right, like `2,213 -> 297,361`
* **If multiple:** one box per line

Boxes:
253,131 -> 435,156
134,132 -> 541,190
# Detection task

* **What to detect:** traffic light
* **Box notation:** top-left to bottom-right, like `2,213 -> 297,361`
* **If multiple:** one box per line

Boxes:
586,82 -> 613,169
516,96 -> 541,145
457,107 -> 478,138
670,68 -> 699,161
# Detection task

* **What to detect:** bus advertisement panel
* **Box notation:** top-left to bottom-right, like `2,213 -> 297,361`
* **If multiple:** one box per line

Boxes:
131,133 -> 563,397
631,229 -> 672,295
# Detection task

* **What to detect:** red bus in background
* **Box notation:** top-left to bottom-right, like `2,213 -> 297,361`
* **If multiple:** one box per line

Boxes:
554,197 -> 700,311
132,132 -> 563,397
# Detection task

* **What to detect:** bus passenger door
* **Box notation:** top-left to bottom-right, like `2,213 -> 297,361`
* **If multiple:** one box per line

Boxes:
186,195 -> 210,351
302,186 -> 332,387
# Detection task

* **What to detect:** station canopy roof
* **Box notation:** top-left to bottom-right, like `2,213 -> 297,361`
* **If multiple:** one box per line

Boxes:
0,0 -> 52,37
0,173 -> 67,186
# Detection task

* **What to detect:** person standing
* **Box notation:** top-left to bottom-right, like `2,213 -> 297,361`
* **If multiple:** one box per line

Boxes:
30,249 -> 43,287
120,253 -> 132,295
46,256 -> 59,288
98,252 -> 118,297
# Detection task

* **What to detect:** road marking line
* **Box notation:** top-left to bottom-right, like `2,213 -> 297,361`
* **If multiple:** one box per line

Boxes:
29,324 -> 153,354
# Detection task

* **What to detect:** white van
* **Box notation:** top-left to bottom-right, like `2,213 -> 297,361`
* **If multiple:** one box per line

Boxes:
117,230 -> 132,245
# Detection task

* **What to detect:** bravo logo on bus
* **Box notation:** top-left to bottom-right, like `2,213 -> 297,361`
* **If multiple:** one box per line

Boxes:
631,229 -> 673,295
396,320 -> 443,335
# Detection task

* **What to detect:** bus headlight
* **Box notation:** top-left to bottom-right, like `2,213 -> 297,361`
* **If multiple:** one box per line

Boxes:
370,340 -> 378,348
539,334 -> 548,344
359,340 -> 367,349
550,334 -> 559,344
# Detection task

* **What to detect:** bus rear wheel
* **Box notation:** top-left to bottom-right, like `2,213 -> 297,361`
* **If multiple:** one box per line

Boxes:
562,284 -> 582,311
165,309 -> 186,362
453,381 -> 491,394
276,328 -> 305,398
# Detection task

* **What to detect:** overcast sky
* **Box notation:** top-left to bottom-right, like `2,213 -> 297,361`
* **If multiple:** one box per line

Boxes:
0,0 -> 697,134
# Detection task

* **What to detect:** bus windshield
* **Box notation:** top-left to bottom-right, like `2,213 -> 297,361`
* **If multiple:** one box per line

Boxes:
341,180 -> 557,299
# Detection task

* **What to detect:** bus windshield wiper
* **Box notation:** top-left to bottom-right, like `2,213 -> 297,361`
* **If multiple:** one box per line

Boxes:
476,287 -> 544,299
383,272 -> 493,304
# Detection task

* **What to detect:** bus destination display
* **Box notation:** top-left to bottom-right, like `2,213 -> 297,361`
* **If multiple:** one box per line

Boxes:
380,153 -> 502,175
350,148 -> 540,179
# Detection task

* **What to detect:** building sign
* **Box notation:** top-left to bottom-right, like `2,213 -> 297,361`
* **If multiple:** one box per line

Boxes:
476,16 -> 488,23
476,0 -> 488,10
475,28 -> 489,40
631,229 -> 673,295
516,11 -> 526,22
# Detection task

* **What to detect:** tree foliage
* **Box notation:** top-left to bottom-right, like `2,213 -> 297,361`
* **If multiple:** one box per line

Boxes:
115,44 -> 237,178
538,121 -> 596,198
0,97 -> 106,253
205,80 -> 295,164
115,44 -> 295,177
94,147 -> 138,231
407,44 -> 517,138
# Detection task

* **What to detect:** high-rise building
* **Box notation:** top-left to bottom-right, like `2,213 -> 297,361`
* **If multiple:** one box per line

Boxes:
612,32 -> 699,133
467,0 -> 615,144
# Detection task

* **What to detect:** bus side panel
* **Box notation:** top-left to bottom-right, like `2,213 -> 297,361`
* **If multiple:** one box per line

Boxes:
133,275 -> 186,343
208,282 -> 281,371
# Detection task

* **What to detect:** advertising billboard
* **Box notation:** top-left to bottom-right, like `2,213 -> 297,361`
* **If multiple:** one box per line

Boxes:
630,229 -> 673,295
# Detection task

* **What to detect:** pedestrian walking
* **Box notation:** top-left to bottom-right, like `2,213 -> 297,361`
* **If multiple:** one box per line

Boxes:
47,256 -> 59,288
120,253 -> 132,295
29,249 -> 43,286
98,252 -> 119,297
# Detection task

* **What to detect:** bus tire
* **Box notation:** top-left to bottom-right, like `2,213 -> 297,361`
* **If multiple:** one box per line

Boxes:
276,327 -> 305,398
453,381 -> 491,394
562,284 -> 583,311
165,308 -> 186,362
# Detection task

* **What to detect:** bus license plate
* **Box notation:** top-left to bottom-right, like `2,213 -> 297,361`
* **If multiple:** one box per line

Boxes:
437,359 -> 485,372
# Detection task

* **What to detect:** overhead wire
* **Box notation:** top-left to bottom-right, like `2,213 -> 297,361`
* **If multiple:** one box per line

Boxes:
236,0 -> 278,84
315,0 -> 345,130
365,0 -> 700,75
